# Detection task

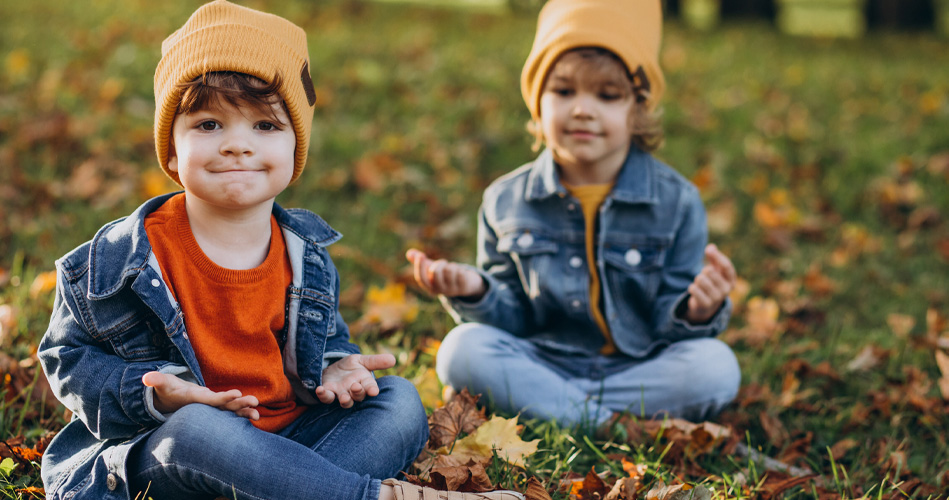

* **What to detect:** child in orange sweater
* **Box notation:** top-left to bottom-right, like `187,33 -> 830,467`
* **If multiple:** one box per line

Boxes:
39,2 -> 522,499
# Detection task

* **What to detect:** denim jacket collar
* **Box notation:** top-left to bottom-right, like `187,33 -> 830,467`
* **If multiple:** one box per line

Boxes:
87,192 -> 342,300
524,145 -> 660,205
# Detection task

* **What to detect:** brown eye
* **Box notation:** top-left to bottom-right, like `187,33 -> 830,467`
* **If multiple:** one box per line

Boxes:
198,120 -> 219,131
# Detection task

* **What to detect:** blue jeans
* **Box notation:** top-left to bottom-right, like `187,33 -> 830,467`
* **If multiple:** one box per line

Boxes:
127,376 -> 428,500
436,324 -> 740,428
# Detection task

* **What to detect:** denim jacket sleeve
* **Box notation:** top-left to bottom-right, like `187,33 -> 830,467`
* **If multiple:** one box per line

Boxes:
441,206 -> 537,336
652,185 -> 732,340
39,268 -> 168,441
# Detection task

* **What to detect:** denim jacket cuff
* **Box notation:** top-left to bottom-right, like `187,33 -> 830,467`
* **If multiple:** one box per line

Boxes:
670,294 -> 732,336
321,351 -> 353,373
142,364 -> 197,423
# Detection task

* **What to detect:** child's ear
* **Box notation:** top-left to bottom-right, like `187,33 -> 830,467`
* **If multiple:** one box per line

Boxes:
168,142 -> 178,173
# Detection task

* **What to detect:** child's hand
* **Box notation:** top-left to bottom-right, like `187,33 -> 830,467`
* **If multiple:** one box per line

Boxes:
316,353 -> 396,409
684,244 -> 737,324
405,249 -> 486,299
142,371 -> 260,420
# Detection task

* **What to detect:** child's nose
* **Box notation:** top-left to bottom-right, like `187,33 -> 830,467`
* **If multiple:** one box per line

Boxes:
220,128 -> 254,156
571,95 -> 596,118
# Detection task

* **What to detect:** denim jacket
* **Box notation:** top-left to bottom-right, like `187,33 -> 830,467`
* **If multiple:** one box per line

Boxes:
444,146 -> 732,357
38,193 -> 360,500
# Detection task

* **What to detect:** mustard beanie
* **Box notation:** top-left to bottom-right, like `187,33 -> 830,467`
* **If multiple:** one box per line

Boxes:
154,0 -> 317,185
521,0 -> 665,120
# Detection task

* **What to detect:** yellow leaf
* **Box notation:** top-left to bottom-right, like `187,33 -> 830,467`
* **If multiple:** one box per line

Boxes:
744,297 -> 780,335
141,170 -> 179,199
439,415 -> 539,468
29,272 -> 58,299
411,368 -> 444,410
5,49 -> 30,80
728,277 -> 751,309
355,282 -> 419,333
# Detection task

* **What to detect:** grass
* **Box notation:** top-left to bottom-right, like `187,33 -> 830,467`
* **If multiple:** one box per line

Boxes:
2,0 -> 949,498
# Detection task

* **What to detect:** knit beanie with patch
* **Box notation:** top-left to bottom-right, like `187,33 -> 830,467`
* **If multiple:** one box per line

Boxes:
154,0 -> 317,185
521,0 -> 665,120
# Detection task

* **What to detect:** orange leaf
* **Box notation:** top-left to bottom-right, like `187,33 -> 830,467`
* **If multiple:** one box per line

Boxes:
28,271 -> 58,299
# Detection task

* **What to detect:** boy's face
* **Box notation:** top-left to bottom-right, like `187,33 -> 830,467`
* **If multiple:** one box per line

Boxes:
539,58 -> 634,184
168,97 -> 295,212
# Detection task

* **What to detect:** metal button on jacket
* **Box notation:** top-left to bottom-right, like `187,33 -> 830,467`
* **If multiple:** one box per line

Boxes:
625,249 -> 642,266
569,256 -> 583,268
517,233 -> 534,248
106,473 -> 118,491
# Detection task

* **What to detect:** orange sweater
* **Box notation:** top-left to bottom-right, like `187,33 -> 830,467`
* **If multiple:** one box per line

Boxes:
144,194 -> 305,432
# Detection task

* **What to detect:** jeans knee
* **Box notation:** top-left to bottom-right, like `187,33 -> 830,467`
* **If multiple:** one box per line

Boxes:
673,338 -> 741,404
375,376 -> 429,447
153,404 -> 248,462
436,323 -> 509,385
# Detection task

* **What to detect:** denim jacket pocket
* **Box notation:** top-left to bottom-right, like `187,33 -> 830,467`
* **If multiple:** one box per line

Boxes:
89,293 -> 166,362
496,230 -> 559,300
602,237 -> 670,316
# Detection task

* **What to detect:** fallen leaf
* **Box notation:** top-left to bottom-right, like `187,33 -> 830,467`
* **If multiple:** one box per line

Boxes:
645,482 -> 711,500
572,467 -> 610,500
846,345 -> 890,373
353,152 -> 404,193
706,198 -> 736,235
427,388 -> 486,449
802,265 -> 836,297
829,438 -> 859,460
352,282 -> 418,333
524,477 -> 553,500
758,472 -> 817,500
760,411 -> 789,449
442,415 -> 540,468
886,313 -> 916,339
729,277 -> 751,309
935,350 -> 949,401
28,271 -> 57,299
141,170 -> 179,200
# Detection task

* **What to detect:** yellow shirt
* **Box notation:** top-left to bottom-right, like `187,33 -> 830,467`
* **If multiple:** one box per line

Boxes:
563,182 -> 616,355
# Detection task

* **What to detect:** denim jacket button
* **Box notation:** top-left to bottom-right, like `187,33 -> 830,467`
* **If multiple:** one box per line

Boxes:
571,300 -> 581,309
624,249 -> 642,266
569,256 -> 583,268
106,473 -> 118,491
150,279 -> 161,288
516,233 -> 534,248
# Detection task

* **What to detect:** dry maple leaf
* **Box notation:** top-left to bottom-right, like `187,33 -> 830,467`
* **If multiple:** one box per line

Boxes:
440,415 -> 540,469
427,388 -> 486,449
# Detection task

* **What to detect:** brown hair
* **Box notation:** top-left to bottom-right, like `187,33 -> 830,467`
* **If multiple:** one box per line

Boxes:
176,71 -> 288,125
527,48 -> 663,153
